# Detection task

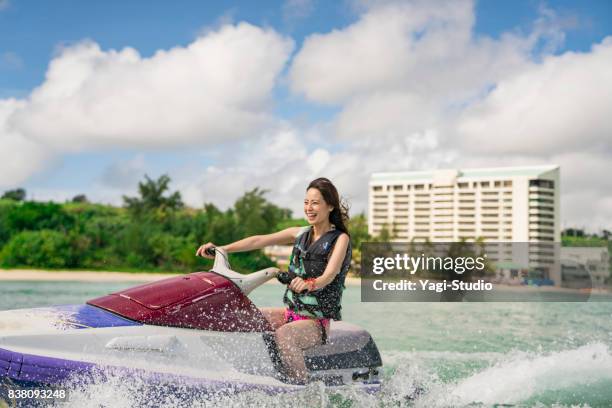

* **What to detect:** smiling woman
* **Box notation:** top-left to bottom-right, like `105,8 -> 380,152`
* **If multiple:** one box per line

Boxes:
196,177 -> 352,384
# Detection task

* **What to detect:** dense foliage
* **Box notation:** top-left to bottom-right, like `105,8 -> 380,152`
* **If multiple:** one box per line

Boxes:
0,177 -> 290,273
0,176 -> 372,274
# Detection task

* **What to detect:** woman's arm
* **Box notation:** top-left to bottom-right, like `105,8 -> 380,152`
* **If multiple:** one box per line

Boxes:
289,233 -> 350,293
222,227 -> 301,253
196,227 -> 302,258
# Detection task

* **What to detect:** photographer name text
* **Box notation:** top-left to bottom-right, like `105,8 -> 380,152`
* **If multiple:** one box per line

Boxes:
372,279 -> 493,293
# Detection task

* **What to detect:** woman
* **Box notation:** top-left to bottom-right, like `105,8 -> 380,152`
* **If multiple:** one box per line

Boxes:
196,177 -> 351,383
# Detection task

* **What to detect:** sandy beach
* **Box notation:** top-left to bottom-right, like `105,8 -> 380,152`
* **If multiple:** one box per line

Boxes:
0,269 -> 181,282
0,269 -> 363,285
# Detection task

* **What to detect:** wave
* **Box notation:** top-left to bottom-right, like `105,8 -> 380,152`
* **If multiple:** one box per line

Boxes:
413,342 -> 612,407
35,343 -> 612,407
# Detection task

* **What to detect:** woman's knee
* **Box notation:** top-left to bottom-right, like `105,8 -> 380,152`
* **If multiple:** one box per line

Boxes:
260,307 -> 286,330
275,324 -> 297,348
276,321 -> 321,350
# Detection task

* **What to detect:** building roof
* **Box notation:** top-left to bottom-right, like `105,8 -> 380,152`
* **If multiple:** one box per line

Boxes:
370,165 -> 559,182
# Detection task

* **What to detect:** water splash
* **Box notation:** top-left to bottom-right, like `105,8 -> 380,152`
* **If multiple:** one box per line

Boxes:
0,308 -> 71,332
40,343 -> 612,407
428,342 -> 612,407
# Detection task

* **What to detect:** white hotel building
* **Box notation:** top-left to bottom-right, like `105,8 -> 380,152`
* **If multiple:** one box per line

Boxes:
368,165 -> 561,281
368,165 -> 560,242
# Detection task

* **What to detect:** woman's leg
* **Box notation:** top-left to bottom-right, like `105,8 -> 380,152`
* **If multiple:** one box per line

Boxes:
275,320 -> 326,383
259,307 -> 286,330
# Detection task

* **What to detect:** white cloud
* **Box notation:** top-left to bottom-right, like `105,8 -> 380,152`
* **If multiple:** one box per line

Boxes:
457,38 -> 612,155
335,92 -> 437,139
289,0 -> 536,106
174,123 -> 452,218
0,22 -> 293,189
177,126 -> 311,211
10,24 -> 293,150
288,0 -> 578,148
0,99 -> 52,187
306,148 -> 330,174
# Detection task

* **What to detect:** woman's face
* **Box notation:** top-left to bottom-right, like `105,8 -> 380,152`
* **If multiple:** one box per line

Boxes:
304,188 -> 333,225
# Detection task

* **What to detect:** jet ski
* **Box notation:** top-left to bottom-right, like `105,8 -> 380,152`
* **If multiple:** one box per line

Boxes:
0,248 -> 382,400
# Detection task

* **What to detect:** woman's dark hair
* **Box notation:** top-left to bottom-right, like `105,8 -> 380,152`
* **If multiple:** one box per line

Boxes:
307,177 -> 350,235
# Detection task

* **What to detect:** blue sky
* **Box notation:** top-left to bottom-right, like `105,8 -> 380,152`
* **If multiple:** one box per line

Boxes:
2,0 -> 611,95
1,0 -> 611,229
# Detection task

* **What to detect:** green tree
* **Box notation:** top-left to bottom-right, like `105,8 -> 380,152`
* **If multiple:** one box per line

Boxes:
234,188 -> 292,236
6,202 -> 74,232
123,174 -> 183,216
371,223 -> 395,242
0,200 -> 18,246
348,212 -> 370,249
1,188 -> 26,201
72,194 -> 88,203
562,228 -> 584,238
0,230 -> 73,268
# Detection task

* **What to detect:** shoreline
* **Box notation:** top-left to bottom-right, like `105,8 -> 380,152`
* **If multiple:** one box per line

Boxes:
0,269 -> 363,285
0,269 -> 181,282
1,270 -> 607,293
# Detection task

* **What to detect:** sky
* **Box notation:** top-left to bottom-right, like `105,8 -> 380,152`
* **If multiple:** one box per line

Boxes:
1,0 -> 611,231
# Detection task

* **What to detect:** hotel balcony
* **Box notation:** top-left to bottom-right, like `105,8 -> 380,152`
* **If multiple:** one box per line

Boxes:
529,185 -> 555,193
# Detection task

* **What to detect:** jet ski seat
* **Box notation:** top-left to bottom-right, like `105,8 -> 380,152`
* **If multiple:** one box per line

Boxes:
304,321 -> 382,372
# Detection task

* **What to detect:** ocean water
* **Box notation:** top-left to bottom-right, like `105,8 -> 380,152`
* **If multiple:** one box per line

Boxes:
1,280 -> 612,407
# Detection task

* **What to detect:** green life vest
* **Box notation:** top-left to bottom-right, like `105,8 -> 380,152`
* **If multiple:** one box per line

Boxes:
283,226 -> 351,320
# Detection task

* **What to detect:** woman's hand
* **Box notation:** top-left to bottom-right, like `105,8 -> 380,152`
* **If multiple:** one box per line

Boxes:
195,242 -> 217,259
289,277 -> 308,293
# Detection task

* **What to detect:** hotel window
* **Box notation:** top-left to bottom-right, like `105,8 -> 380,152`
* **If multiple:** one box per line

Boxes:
529,179 -> 554,189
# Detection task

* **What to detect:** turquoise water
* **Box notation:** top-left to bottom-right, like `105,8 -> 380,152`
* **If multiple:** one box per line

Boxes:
2,281 -> 612,407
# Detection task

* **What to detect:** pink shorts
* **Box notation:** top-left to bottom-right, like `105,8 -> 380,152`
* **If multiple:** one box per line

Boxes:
284,308 -> 330,331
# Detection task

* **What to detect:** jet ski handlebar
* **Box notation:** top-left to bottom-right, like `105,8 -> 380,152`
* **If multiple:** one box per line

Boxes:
206,246 -> 307,294
276,271 -> 296,285
205,246 -> 279,295
277,271 -> 310,294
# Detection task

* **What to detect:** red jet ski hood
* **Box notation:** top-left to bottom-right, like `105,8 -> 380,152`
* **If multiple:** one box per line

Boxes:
88,271 -> 272,332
